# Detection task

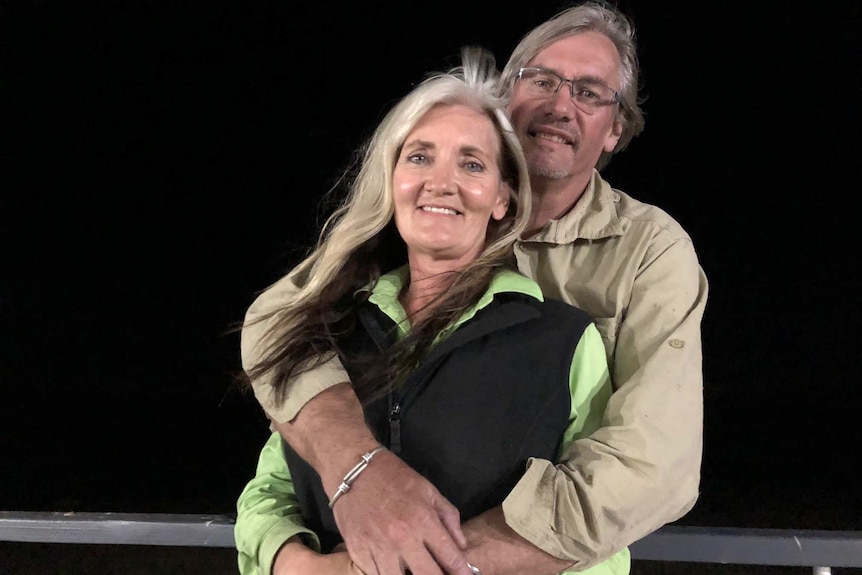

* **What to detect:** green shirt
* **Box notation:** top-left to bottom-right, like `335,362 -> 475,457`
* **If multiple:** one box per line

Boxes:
236,268 -> 627,574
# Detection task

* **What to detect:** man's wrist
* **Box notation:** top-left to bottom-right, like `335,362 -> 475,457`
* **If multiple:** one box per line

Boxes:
322,437 -> 383,493
328,446 -> 386,509
280,381 -> 378,489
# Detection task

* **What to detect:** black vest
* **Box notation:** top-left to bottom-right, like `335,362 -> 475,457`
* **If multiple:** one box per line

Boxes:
286,293 -> 594,552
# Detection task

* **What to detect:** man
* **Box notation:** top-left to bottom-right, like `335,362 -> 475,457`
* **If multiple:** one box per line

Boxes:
237,2 -> 708,574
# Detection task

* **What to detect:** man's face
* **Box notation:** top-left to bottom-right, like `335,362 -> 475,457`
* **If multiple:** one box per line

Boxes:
507,31 -> 623,183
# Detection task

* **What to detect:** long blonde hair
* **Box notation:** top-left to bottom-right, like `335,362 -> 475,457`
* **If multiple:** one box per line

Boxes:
246,46 -> 532,403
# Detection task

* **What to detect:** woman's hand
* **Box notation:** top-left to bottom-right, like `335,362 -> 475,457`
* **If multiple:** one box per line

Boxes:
273,539 -> 366,575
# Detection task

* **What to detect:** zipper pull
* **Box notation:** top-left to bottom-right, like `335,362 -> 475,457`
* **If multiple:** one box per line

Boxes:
389,403 -> 402,455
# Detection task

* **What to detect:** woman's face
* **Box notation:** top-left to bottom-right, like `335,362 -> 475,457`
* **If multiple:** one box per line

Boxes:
392,104 -> 509,269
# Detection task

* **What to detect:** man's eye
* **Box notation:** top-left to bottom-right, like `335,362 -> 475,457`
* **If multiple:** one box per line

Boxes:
576,86 -> 600,101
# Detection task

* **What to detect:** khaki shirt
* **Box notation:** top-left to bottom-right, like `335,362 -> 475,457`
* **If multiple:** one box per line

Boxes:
242,170 -> 708,569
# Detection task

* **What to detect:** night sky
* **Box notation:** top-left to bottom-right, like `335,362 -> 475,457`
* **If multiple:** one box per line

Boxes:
2,0 -> 860,536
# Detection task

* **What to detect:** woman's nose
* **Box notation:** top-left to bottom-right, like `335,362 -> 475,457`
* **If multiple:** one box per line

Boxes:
423,167 -> 456,195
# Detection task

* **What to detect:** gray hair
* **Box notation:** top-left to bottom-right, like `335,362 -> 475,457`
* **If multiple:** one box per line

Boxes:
500,0 -> 646,170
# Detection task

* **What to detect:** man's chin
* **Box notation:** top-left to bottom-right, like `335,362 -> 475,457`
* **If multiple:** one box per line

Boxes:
528,158 -> 571,180
526,145 -> 575,177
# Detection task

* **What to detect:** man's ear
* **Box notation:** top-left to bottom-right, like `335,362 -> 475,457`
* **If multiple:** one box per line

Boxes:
604,119 -> 623,153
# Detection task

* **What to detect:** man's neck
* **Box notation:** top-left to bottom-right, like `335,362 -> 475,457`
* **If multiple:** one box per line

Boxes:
523,174 -> 589,238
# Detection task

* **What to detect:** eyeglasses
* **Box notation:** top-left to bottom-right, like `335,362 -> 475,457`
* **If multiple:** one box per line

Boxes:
516,67 -> 620,114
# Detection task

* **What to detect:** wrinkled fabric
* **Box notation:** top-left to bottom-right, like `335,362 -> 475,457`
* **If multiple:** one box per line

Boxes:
241,170 -> 707,570
237,269 -> 626,574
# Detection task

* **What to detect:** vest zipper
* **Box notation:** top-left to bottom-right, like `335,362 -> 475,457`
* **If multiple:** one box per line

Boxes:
388,402 -> 402,454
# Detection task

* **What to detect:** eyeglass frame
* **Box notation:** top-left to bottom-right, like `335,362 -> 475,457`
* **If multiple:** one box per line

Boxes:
515,67 -> 621,113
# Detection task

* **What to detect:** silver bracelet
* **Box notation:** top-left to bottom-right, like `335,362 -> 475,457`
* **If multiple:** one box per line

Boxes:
467,562 -> 482,575
327,446 -> 386,509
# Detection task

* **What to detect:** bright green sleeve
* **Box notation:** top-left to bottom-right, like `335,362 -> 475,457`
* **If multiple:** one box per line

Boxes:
559,322 -> 613,453
235,431 -> 320,575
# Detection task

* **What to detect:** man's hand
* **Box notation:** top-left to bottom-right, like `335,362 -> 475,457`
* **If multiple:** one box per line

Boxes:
274,382 -> 473,575
333,450 -> 473,575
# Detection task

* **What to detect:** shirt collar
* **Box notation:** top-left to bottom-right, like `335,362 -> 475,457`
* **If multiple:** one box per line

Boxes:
360,265 -> 543,336
524,169 -> 625,244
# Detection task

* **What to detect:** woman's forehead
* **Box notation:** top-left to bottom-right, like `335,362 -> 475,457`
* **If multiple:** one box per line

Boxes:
404,104 -> 501,153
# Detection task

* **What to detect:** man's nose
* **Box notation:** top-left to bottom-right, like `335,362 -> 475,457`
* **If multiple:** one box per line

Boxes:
553,79 -> 577,100
546,83 -> 577,119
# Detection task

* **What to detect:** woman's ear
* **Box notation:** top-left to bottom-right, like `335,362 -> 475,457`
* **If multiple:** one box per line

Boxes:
491,182 -> 512,221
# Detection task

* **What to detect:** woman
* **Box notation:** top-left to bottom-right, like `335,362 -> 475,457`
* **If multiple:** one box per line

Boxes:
236,47 -> 613,575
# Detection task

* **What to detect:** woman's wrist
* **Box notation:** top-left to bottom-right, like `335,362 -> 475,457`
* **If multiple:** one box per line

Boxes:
273,538 -> 319,575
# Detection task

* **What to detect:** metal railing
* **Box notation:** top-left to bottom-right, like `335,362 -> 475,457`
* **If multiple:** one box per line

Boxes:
1,512 -> 861,573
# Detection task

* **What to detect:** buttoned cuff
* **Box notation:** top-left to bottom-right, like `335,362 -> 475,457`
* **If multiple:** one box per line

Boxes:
503,457 -> 564,557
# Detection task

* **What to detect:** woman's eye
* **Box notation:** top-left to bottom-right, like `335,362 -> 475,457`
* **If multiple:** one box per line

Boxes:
464,161 -> 485,173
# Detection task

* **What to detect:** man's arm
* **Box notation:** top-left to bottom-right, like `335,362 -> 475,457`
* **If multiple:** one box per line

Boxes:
459,323 -> 627,575
503,239 -> 708,568
272,382 -> 473,575
463,508 -> 631,575
241,277 -> 473,575
235,430 -> 574,575
241,270 -> 350,424
463,507 -> 574,575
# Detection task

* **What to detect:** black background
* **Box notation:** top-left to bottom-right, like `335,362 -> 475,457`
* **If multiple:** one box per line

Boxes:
2,0 -> 860,535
